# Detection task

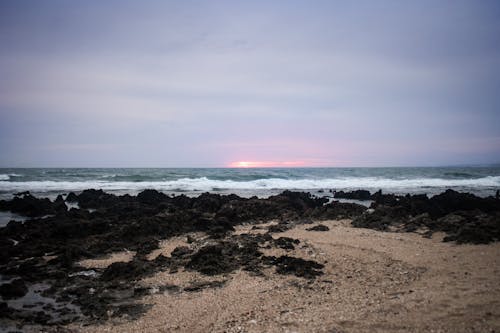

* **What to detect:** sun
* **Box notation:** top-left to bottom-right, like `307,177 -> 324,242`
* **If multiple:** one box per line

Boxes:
229,161 -> 260,168
228,160 -> 306,168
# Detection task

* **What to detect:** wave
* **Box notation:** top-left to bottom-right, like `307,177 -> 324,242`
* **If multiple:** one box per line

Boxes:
443,172 -> 476,178
0,176 -> 499,193
0,174 -> 22,181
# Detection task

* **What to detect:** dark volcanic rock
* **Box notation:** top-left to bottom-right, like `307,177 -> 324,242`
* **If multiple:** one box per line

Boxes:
0,278 -> 28,299
263,255 -> 324,279
274,237 -> 300,250
334,190 -> 372,200
66,192 -> 78,202
76,189 -> 117,209
440,211 -> 500,244
309,201 -> 367,220
171,246 -> 193,258
186,239 -> 262,275
268,223 -> 293,233
0,194 -> 56,217
431,189 -> 500,216
137,189 -> 168,205
306,224 -> 330,231
101,259 -> 156,281
353,190 -> 500,244
1,188 -> 498,328
187,244 -> 237,275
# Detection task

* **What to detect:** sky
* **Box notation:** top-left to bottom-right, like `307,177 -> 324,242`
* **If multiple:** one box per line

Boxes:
1,0 -> 499,167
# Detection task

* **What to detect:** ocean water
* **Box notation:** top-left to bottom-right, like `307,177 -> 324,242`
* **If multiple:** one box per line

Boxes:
0,167 -> 499,200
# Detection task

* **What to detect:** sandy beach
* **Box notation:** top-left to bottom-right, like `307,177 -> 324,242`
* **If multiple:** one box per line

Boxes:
2,189 -> 499,333
71,219 -> 500,333
3,0 -> 500,330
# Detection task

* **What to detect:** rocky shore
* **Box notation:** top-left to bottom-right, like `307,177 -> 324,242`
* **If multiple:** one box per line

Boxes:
0,189 -> 499,332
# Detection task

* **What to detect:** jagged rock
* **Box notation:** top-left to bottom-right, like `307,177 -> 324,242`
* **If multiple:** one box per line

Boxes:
0,188 -> 498,327
353,190 -> 500,244
334,190 -> 371,200
137,189 -> 168,205
0,194 -> 56,217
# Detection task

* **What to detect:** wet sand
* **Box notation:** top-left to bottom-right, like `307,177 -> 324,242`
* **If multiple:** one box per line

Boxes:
73,219 -> 500,333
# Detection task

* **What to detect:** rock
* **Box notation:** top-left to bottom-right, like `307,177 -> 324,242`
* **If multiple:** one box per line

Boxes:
1,188 -> 499,327
268,223 -> 291,233
76,189 -> 116,209
186,244 -> 240,275
334,190 -> 372,200
101,260 -> 153,281
263,255 -> 324,279
0,279 -> 28,299
171,246 -> 192,258
310,201 -> 367,220
274,237 -> 300,250
306,224 -> 330,231
353,190 -> 500,244
137,189 -> 168,205
0,194 -> 56,217
66,192 -> 78,202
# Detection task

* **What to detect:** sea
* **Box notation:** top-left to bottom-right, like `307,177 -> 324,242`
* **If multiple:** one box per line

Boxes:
1,167 -> 500,200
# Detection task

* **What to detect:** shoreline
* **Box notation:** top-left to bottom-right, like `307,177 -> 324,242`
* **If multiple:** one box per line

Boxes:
0,189 -> 499,332
76,219 -> 500,333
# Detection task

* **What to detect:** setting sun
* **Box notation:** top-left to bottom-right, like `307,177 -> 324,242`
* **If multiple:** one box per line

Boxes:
228,161 -> 305,168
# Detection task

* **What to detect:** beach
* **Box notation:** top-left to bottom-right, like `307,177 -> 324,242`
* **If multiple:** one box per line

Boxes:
3,0 -> 500,331
73,219 -> 500,333
1,188 -> 499,332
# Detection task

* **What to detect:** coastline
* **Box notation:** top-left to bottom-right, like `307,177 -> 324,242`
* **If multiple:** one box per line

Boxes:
76,220 -> 500,333
1,189 -> 499,332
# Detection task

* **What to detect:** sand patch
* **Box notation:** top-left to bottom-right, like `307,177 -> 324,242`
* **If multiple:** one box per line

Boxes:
75,219 -> 500,333
78,250 -> 135,269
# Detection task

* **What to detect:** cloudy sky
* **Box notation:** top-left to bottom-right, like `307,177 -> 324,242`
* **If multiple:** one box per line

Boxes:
1,0 -> 499,167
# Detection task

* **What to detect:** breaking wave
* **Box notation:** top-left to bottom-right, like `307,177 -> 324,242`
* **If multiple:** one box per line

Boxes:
0,176 -> 499,194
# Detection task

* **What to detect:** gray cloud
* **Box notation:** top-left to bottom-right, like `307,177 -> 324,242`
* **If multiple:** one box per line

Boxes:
1,0 -> 499,167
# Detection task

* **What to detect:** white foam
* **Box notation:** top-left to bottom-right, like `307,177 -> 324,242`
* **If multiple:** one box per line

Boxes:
0,174 -> 10,181
0,176 -> 499,194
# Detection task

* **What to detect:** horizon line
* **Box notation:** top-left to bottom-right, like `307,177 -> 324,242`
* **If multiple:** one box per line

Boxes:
1,164 -> 500,169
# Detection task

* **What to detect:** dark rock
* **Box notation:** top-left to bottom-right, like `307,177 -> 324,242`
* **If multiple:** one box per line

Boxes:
430,189 -> 499,216
310,201 -> 367,220
306,224 -> 330,231
334,190 -> 371,200
1,188 -> 498,327
137,189 -> 168,205
186,243 -> 246,275
263,255 -> 324,279
268,223 -> 292,233
0,278 -> 28,299
353,190 -> 500,244
76,189 -> 116,209
171,246 -> 192,258
274,237 -> 300,250
0,194 -> 56,217
101,260 -> 152,281
66,192 -> 78,202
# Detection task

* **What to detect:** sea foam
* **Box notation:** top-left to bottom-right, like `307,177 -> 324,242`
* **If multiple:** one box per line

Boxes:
0,176 -> 499,194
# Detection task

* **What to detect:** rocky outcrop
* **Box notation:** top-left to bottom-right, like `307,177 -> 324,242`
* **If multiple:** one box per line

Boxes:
352,189 -> 500,244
